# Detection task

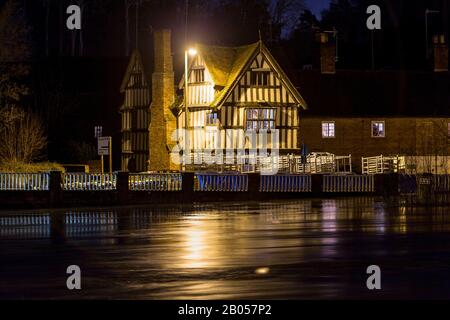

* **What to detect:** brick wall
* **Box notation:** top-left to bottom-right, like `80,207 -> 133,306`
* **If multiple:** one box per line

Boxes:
149,29 -> 178,171
299,117 -> 450,172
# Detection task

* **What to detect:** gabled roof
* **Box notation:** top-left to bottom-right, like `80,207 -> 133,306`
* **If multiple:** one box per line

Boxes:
198,42 -> 259,89
178,43 -> 258,89
120,50 -> 150,92
179,41 -> 307,109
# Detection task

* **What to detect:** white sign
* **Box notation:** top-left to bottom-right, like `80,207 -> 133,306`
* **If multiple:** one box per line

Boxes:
94,126 -> 103,138
98,137 -> 110,156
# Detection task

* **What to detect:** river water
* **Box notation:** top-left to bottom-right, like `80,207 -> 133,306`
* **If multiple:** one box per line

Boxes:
1,197 -> 450,299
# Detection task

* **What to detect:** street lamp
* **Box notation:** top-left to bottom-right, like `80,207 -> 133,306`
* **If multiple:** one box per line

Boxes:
425,9 -> 440,59
184,47 -> 197,170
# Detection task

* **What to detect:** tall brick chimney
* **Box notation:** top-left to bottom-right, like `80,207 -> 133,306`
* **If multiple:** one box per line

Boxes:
318,32 -> 336,74
433,35 -> 448,72
149,29 -> 178,171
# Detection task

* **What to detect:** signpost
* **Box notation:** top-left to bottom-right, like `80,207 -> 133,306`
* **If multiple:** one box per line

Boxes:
98,136 -> 112,174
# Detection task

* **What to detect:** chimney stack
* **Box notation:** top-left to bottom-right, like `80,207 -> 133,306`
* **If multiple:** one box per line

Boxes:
433,35 -> 448,72
148,29 -> 178,171
318,32 -> 336,74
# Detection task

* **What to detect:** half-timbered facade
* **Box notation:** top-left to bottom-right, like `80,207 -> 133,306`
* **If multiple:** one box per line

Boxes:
119,50 -> 150,172
177,41 -> 307,165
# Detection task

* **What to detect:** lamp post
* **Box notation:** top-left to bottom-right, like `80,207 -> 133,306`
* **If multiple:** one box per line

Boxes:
184,48 -> 197,170
425,9 -> 440,59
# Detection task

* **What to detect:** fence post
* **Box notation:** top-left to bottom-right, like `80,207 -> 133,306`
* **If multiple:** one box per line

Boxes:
311,174 -> 323,195
182,172 -> 194,202
49,171 -> 62,208
374,174 -> 385,196
246,173 -> 260,201
116,171 -> 130,204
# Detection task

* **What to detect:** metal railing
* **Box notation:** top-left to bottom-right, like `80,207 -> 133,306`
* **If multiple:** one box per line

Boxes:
362,155 -> 405,174
0,173 -> 49,191
194,173 -> 248,192
323,175 -> 375,193
184,152 -> 353,175
129,173 -> 182,191
62,173 -> 117,191
260,174 -> 311,192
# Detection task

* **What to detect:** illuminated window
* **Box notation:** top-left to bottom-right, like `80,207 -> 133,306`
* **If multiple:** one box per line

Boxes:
246,108 -> 275,131
371,121 -> 385,138
322,121 -> 335,138
251,71 -> 270,86
206,112 -> 218,126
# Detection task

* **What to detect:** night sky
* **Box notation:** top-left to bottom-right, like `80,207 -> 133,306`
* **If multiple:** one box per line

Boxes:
305,0 -> 331,17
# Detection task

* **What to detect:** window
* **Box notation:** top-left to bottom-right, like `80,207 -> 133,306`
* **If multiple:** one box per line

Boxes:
250,71 -> 270,86
192,68 -> 205,83
246,108 -> 275,131
371,121 -> 385,138
206,112 -> 218,126
322,121 -> 335,138
132,73 -> 143,87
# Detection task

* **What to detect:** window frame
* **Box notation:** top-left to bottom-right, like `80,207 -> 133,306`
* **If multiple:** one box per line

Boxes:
321,121 -> 336,138
250,70 -> 270,87
245,107 -> 276,132
191,67 -> 205,84
371,120 -> 386,138
206,111 -> 219,126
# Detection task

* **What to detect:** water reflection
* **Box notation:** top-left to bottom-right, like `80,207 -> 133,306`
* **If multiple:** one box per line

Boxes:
1,197 -> 450,299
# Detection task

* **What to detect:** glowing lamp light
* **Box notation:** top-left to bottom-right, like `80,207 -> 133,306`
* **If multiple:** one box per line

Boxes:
188,48 -> 198,56
255,267 -> 270,275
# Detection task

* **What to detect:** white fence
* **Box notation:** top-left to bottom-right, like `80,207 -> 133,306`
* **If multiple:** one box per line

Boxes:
260,174 -> 311,192
194,173 -> 248,192
62,173 -> 117,191
129,173 -> 182,191
362,155 -> 405,174
189,152 -> 353,174
323,175 -> 375,193
0,173 -> 49,191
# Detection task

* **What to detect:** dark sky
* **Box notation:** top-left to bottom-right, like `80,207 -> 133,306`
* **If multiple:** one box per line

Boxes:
305,0 -> 331,17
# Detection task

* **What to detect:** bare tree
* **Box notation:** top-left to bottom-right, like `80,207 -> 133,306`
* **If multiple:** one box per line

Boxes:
0,0 -> 30,108
269,0 -> 305,39
0,107 -> 47,164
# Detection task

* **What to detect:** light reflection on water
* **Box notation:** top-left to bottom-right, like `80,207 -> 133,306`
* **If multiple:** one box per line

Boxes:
1,197 -> 450,299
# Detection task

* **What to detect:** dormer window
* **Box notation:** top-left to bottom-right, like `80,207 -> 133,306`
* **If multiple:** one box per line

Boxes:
251,70 -> 270,86
191,67 -> 205,83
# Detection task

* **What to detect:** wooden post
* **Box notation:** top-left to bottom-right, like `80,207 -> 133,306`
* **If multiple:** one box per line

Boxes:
101,155 -> 104,174
109,136 -> 113,174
